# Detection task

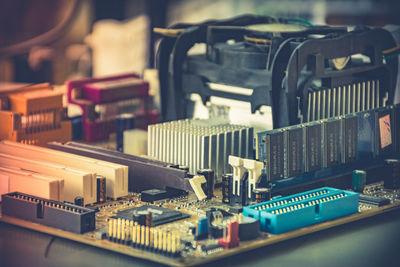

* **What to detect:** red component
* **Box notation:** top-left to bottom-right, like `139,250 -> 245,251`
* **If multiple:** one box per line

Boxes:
218,221 -> 240,249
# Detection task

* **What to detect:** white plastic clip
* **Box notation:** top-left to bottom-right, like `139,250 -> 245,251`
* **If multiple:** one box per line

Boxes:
228,155 -> 246,196
243,159 -> 264,198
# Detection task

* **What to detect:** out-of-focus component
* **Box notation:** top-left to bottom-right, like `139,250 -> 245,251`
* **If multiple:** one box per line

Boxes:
116,113 -> 135,152
0,152 -> 97,205
196,217 -> 209,240
96,175 -> 106,203
123,128 -> 148,156
238,216 -> 259,241
252,188 -> 271,203
156,15 -> 398,129
148,119 -> 253,181
243,187 -> 358,234
197,169 -> 214,199
221,173 -> 232,204
189,175 -> 207,201
47,141 -> 193,193
383,159 -> 400,189
218,220 -> 240,249
0,140 -> 128,199
66,73 -> 159,142
0,83 -> 71,146
359,194 -> 390,207
0,166 -> 63,201
352,170 -> 366,192
2,192 -> 95,234
140,189 -> 168,203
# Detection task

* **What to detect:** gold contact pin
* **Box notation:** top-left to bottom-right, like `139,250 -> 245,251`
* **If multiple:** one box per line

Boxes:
136,223 -> 140,244
158,231 -> 163,251
121,219 -> 126,241
109,219 -> 113,237
167,232 -> 172,252
126,220 -> 130,240
141,225 -> 145,246
113,218 -> 117,238
154,229 -> 158,248
172,233 -> 176,254
162,231 -> 167,251
117,218 -> 121,240
145,226 -> 150,247
131,222 -> 136,244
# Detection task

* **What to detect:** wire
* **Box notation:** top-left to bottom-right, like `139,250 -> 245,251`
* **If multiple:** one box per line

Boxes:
286,18 -> 314,27
382,45 -> 400,55
0,0 -> 79,58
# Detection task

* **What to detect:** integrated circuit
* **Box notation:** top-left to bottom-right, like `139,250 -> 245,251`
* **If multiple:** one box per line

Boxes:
323,119 -> 341,168
305,122 -> 322,172
342,114 -> 358,163
116,205 -> 190,226
265,130 -> 285,181
285,126 -> 304,178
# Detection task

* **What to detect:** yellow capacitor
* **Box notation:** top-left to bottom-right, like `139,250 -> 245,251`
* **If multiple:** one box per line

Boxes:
150,228 -> 154,247
125,220 -> 130,240
132,222 -> 137,244
176,235 -> 181,251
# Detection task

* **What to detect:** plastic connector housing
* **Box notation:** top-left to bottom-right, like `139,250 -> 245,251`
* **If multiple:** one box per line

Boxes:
243,187 -> 358,234
1,192 -> 96,233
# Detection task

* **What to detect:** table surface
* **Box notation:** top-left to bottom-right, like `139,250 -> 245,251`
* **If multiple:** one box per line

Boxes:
1,208 -> 399,267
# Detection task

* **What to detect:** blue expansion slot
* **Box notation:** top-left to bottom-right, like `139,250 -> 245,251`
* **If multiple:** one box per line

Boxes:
1,192 -> 96,233
243,187 -> 359,234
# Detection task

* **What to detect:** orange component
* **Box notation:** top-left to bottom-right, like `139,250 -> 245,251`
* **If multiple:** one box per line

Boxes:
0,83 -> 71,146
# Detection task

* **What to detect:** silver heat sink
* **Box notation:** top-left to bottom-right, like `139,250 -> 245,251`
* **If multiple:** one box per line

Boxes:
148,119 -> 253,182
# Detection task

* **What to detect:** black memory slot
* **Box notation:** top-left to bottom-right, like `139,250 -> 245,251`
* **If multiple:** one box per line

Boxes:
286,126 -> 304,178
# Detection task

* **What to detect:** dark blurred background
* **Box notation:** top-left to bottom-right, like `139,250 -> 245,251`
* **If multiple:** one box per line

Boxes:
0,0 -> 399,84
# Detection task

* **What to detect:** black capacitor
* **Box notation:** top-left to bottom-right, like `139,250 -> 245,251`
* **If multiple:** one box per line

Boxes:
238,216 -> 260,241
197,169 -> 214,199
116,113 -> 135,152
74,196 -> 84,206
252,188 -> 271,203
96,175 -> 106,203
222,173 -> 231,204
384,159 -> 400,189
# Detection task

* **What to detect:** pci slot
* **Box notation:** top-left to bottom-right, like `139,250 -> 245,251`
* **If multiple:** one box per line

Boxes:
0,152 -> 96,205
0,166 -> 64,201
0,140 -> 128,199
47,141 -> 192,193
243,187 -> 359,234
1,192 -> 95,233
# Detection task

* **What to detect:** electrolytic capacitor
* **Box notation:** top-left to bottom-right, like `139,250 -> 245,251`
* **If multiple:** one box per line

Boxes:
252,188 -> 271,203
384,159 -> 400,189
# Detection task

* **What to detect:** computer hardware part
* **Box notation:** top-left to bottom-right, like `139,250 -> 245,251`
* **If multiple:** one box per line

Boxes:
243,187 -> 359,234
0,83 -> 71,146
47,141 -> 194,193
0,152 -> 97,204
66,73 -> 159,142
148,119 -> 253,181
156,15 -> 398,129
0,140 -> 128,199
1,192 -> 95,234
0,166 -> 63,201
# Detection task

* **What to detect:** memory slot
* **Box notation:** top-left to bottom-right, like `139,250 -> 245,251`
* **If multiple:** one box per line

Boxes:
1,192 -> 95,233
0,140 -> 128,199
0,166 -> 64,201
0,152 -> 96,205
243,187 -> 358,234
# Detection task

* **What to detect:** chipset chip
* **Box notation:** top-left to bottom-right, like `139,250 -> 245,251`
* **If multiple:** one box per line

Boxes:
116,205 -> 190,226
